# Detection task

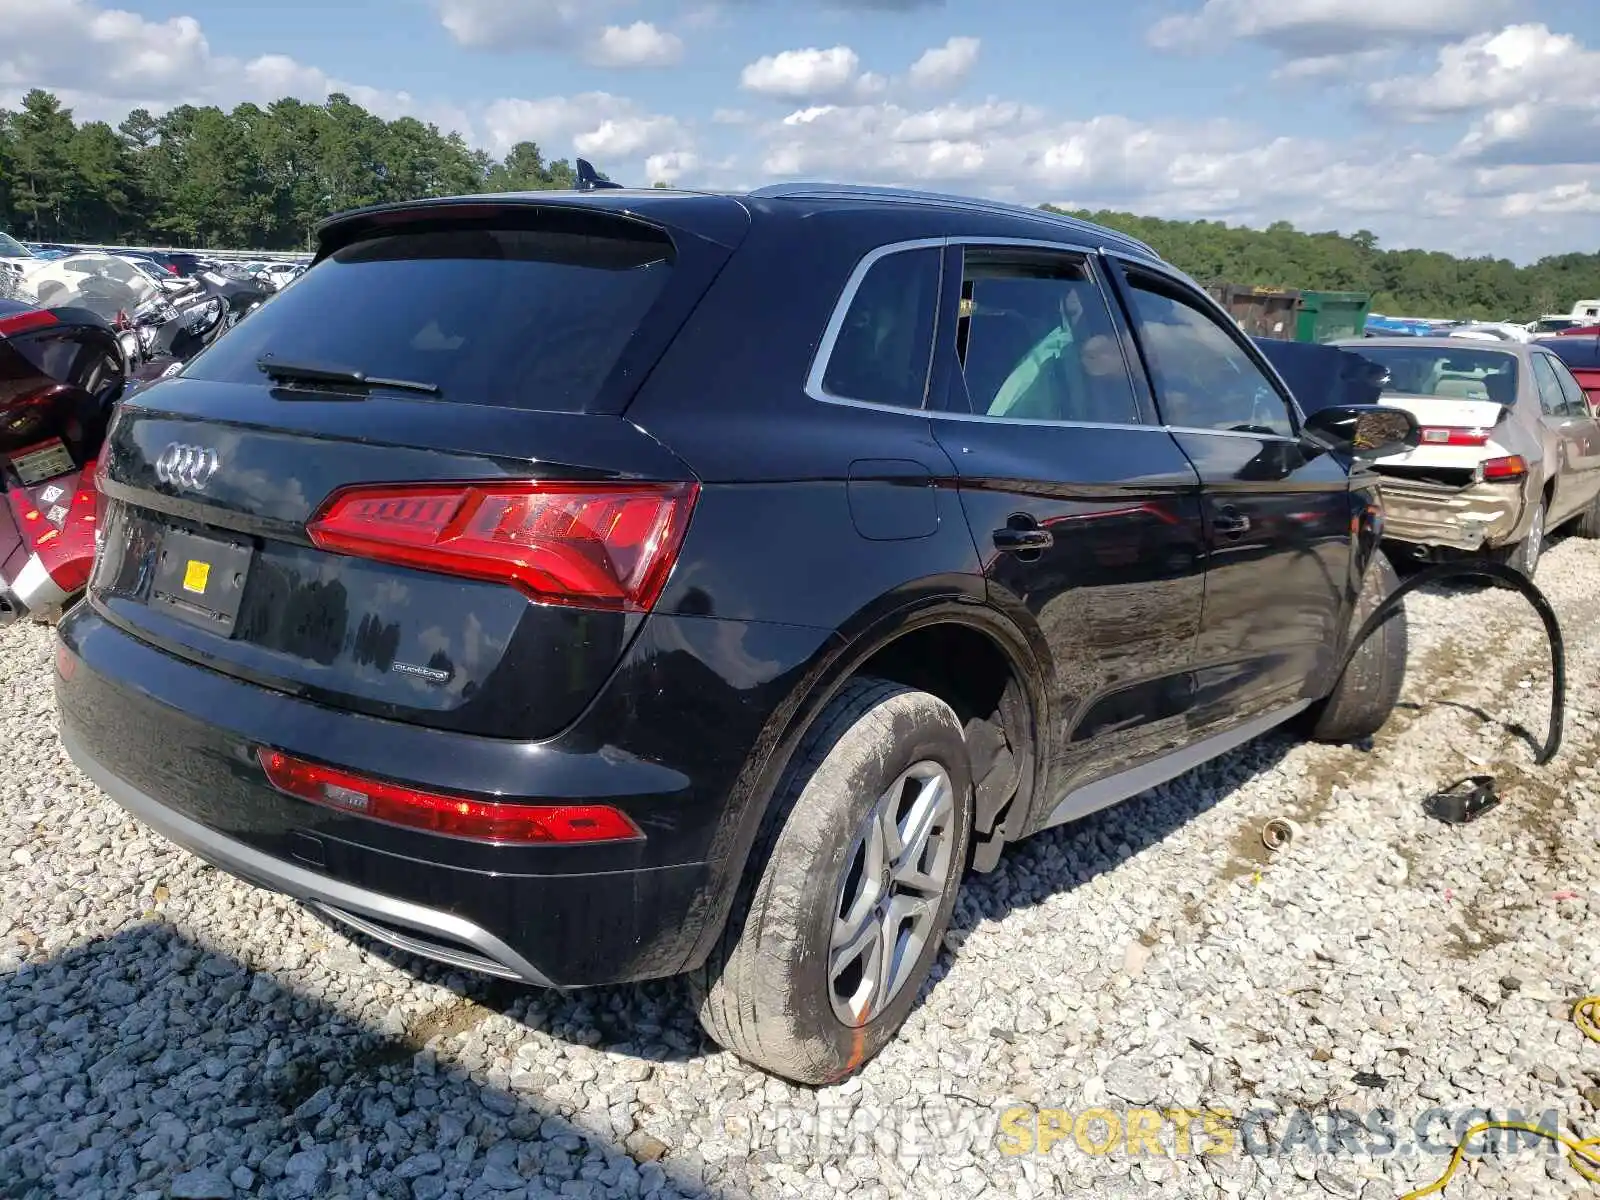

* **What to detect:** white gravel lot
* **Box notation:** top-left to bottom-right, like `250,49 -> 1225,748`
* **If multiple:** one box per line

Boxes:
2,539 -> 1597,1200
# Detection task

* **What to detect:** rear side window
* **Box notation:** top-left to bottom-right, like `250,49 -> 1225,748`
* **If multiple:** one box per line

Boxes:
183,219 -> 675,413
818,247 -> 940,409
954,249 -> 1139,424
1530,354 -> 1567,416
1549,357 -> 1593,417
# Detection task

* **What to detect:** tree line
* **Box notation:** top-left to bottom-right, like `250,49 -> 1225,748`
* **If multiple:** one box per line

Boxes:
2,88 -> 1596,320
1051,208 -> 1600,323
0,88 -> 589,252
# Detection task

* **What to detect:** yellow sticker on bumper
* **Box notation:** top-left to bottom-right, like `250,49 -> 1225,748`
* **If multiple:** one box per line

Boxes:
182,560 -> 211,594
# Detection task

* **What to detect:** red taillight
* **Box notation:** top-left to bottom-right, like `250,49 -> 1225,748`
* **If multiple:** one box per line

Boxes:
1418,426 -> 1490,447
0,310 -> 57,336
256,748 -> 643,844
1481,455 -> 1527,481
307,480 -> 698,612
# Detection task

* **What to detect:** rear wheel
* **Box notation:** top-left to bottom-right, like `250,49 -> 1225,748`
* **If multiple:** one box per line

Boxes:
1305,549 -> 1407,743
1493,498 -> 1546,577
691,678 -> 972,1085
1574,490 -> 1600,539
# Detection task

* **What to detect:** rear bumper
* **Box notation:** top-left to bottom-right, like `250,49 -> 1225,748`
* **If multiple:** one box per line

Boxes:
56,604 -> 833,986
63,726 -> 557,985
1376,478 -> 1526,550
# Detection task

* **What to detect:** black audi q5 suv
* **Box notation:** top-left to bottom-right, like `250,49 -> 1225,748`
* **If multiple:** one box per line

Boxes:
55,182 -> 1418,1084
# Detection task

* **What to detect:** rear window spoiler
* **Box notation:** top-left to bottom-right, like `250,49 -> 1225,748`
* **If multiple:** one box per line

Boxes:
315,192 -> 752,262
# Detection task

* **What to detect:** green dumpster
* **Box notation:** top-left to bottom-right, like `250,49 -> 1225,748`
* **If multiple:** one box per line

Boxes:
1296,292 -> 1371,343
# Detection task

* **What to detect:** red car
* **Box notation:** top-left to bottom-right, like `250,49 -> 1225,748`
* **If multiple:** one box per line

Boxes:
0,302 -> 123,624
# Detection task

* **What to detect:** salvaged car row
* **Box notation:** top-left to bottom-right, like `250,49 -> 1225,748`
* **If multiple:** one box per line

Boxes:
5,178 -> 1599,1086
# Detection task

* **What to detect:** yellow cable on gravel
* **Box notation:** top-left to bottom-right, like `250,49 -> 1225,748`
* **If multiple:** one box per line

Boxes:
1399,995 -> 1600,1197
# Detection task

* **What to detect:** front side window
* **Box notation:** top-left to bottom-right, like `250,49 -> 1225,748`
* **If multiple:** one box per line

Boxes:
819,246 -> 940,410
953,249 -> 1138,424
1125,275 -> 1294,437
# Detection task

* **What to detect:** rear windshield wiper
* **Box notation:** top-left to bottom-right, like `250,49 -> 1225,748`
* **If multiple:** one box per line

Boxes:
257,356 -> 440,397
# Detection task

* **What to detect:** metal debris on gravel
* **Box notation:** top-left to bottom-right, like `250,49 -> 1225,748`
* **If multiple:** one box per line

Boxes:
2,539 -> 1597,1198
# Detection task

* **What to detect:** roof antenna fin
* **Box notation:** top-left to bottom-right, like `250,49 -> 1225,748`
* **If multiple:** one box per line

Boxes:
576,159 -> 624,192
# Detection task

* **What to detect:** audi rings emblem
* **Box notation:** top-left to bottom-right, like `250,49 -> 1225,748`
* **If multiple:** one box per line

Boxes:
155,443 -> 221,491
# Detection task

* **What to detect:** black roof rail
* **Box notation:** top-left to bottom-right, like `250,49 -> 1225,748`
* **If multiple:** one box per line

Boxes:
748,181 -> 1160,259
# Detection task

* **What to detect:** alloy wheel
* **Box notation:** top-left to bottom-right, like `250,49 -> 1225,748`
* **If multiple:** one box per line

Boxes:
828,760 -> 957,1027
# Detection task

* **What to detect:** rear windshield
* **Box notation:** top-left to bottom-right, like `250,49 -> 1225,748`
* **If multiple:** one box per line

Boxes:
1357,345 -> 1519,403
183,219 -> 675,413
0,233 -> 31,258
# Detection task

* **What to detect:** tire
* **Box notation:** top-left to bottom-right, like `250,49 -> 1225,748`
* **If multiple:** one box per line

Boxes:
1305,549 -> 1408,743
1574,490 -> 1600,539
1491,497 -> 1546,578
690,677 -> 973,1085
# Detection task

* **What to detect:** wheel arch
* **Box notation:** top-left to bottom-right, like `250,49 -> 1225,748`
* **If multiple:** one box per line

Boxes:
676,589 -> 1052,972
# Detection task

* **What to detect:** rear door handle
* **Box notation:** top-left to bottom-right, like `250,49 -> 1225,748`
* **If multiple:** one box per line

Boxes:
1213,507 -> 1251,537
993,527 -> 1054,552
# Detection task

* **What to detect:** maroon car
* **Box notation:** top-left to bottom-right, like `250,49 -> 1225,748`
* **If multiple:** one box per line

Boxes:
0,302 -> 124,623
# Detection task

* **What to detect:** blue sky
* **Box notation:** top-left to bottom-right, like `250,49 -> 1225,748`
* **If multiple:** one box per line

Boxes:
4,0 -> 1598,261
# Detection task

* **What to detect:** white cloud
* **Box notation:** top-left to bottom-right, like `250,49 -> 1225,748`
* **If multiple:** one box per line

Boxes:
586,22 -> 685,68
1458,101 -> 1600,167
480,92 -> 693,165
1270,48 -> 1390,82
0,0 -> 211,99
740,40 -> 990,103
1365,25 -> 1600,166
0,0 -> 465,131
1498,179 -> 1600,218
644,150 -> 699,185
907,36 -> 980,90
746,91 -> 1599,260
1150,0 -> 1509,58
741,46 -> 876,101
434,0 -> 605,50
1369,24 -> 1597,115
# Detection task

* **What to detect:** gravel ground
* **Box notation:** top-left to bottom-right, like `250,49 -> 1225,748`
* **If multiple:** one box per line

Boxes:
2,539 -> 1597,1200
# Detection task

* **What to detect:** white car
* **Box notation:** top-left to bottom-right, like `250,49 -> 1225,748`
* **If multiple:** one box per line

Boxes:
111,255 -> 190,295
0,231 -> 35,287
259,262 -> 303,290
1528,314 -> 1588,335
20,253 -> 163,314
1448,322 -> 1533,343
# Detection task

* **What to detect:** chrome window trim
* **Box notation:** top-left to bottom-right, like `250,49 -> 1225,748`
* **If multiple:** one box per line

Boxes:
805,234 -> 1161,432
1163,426 -> 1302,443
804,236 -> 947,411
